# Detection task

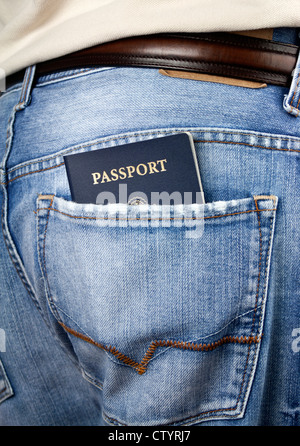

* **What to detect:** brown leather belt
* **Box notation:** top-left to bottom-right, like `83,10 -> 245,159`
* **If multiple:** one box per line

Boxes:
6,32 -> 299,89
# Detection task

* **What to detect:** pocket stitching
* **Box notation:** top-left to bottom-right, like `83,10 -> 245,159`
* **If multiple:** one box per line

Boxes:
37,195 -> 277,424
57,321 -> 263,376
36,203 -> 276,222
37,196 -> 271,373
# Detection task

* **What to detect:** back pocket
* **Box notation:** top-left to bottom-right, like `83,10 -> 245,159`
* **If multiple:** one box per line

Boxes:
36,194 -> 277,426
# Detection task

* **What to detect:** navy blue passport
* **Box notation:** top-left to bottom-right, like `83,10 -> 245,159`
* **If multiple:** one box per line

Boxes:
63,133 -> 204,205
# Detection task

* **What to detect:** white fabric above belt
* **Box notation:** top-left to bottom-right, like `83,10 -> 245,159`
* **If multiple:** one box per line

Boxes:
0,0 -> 300,76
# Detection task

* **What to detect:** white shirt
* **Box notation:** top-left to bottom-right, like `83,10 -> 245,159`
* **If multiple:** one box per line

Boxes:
1,0 -> 300,76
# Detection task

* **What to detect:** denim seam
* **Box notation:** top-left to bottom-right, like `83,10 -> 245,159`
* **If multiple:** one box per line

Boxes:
235,198 -> 265,417
1,103 -> 43,314
194,139 -> 300,153
34,67 -> 118,88
38,195 -> 63,323
1,93 -> 68,357
58,322 -> 262,376
197,196 -> 266,423
1,142 -> 298,186
1,206 -> 43,313
2,128 -> 300,183
55,298 -> 264,374
81,369 -> 103,391
251,198 -> 263,335
239,204 -> 275,417
35,206 -> 276,221
34,197 -> 94,375
0,67 -> 118,98
199,198 -> 275,425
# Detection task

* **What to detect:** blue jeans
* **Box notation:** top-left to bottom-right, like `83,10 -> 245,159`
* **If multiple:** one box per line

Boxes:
0,28 -> 299,426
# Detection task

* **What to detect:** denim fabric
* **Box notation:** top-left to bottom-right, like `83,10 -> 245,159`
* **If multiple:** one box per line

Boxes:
0,30 -> 299,426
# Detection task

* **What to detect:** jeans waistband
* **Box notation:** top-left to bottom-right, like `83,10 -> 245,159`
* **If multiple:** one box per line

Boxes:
6,28 -> 300,118
5,30 -> 300,91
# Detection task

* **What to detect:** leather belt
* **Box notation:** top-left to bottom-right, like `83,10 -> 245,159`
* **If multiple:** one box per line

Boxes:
6,32 -> 299,89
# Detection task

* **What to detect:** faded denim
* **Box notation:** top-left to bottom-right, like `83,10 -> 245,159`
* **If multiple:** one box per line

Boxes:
0,28 -> 299,426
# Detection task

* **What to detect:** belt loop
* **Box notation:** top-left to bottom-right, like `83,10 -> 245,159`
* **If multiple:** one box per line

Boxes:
283,51 -> 300,117
16,65 -> 36,111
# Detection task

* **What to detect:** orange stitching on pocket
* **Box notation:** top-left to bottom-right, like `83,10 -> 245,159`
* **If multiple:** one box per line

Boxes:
252,198 -> 263,334
194,139 -> 300,153
40,195 -> 55,316
35,206 -> 276,221
59,321 -> 262,375
0,163 -> 65,185
58,322 -> 143,373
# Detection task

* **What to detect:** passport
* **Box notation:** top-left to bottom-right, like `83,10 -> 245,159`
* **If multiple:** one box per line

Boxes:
63,132 -> 204,205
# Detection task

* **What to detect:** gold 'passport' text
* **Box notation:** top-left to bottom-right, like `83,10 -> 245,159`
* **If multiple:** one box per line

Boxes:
91,158 -> 167,185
